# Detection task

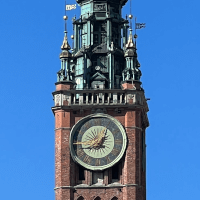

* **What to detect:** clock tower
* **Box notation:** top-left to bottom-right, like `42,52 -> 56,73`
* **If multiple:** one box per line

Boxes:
52,0 -> 149,200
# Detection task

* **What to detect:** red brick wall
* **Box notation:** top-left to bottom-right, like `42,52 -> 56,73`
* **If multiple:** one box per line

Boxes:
54,90 -> 146,200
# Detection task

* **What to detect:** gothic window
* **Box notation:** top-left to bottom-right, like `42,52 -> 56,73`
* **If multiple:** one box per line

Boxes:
101,23 -> 106,31
94,197 -> 101,200
93,22 -> 106,45
94,34 -> 99,45
101,33 -> 107,43
112,23 -> 119,46
100,23 -> 106,43
77,196 -> 84,200
94,23 -> 99,31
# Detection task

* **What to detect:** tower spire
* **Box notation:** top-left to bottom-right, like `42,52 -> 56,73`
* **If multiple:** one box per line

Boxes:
126,5 -> 135,49
57,1 -> 72,82
61,1 -> 71,50
61,16 -> 71,50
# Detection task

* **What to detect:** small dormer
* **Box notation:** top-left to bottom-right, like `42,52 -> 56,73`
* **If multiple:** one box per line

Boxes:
91,72 -> 108,89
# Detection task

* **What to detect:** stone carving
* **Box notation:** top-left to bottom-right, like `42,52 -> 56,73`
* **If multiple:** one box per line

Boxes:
127,94 -> 135,104
55,94 -> 61,106
94,4 -> 106,11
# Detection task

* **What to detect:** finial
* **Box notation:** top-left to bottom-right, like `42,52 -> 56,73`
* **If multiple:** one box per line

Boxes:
63,15 -> 68,20
61,30 -> 71,50
126,29 -> 135,49
127,0 -> 135,49
61,2 -> 71,51
129,14 -> 133,19
126,0 -> 135,49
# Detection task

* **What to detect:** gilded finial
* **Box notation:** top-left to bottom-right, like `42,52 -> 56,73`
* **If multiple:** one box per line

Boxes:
63,15 -> 68,20
129,14 -> 133,20
61,31 -> 71,50
126,0 -> 135,49
61,14 -> 71,50
126,29 -> 135,49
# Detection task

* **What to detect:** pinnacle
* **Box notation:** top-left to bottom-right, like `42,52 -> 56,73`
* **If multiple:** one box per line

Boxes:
61,32 -> 71,51
126,30 -> 135,49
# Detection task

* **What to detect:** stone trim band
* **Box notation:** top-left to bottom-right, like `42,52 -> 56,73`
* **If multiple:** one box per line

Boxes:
55,127 -> 71,131
54,184 -> 141,190
125,126 -> 142,131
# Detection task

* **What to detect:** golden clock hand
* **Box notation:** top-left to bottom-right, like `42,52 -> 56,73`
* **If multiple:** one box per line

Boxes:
73,134 -> 101,146
91,127 -> 107,147
95,122 -> 111,145
74,122 -> 111,148
73,139 -> 93,146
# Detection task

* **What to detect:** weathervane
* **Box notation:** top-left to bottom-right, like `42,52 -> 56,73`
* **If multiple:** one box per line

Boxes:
128,0 -> 146,45
63,1 -> 77,31
66,4 -> 76,11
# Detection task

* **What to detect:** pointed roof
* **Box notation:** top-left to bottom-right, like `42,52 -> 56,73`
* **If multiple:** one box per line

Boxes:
61,31 -> 71,51
126,29 -> 135,49
91,72 -> 108,81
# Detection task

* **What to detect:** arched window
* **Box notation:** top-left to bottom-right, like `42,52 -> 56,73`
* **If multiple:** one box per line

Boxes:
94,197 -> 101,200
111,197 -> 118,200
77,196 -> 84,200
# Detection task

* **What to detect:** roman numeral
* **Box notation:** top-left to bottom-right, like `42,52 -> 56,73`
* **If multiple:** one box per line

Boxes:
83,155 -> 91,164
105,156 -> 111,164
112,129 -> 120,135
84,122 -> 91,129
77,148 -> 85,158
77,129 -> 83,135
111,148 -> 120,156
79,130 -> 84,135
115,139 -> 123,145
95,159 -> 101,166
94,118 -> 101,126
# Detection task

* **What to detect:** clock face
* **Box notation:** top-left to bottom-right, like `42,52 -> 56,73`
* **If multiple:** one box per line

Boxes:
70,114 -> 127,171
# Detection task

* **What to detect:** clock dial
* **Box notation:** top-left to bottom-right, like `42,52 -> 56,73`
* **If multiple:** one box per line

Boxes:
70,114 -> 127,170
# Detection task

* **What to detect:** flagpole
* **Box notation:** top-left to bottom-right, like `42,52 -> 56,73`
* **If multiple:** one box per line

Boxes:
130,0 -> 132,29
65,0 -> 67,33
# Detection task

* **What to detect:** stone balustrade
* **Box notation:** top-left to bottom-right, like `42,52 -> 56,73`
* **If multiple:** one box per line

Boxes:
53,89 -> 147,108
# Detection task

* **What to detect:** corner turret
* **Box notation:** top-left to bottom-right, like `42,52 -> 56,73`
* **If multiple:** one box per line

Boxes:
57,16 -> 73,82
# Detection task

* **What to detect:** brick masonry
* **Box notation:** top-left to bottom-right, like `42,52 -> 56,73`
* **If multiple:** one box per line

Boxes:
53,83 -> 148,200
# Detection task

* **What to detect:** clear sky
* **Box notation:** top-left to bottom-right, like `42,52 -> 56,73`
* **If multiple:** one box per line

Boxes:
0,0 -> 199,199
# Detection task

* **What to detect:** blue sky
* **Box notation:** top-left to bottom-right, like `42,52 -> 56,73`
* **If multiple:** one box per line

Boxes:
0,0 -> 200,199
